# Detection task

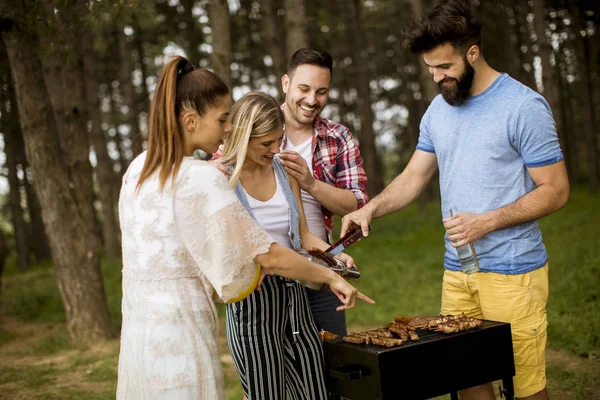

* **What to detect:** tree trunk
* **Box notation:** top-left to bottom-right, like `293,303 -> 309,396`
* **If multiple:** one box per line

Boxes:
411,0 -> 438,105
36,0 -> 65,135
0,62 -> 30,270
132,25 -> 151,120
532,0 -> 565,169
555,51 -> 574,182
23,168 -> 52,261
324,0 -> 353,130
345,0 -> 383,197
0,230 -> 9,295
568,0 -> 598,192
109,87 -> 128,176
284,0 -> 308,59
207,0 -> 232,89
82,31 -> 121,258
260,0 -> 286,101
182,0 -> 204,66
0,0 -> 113,344
511,1 -> 536,89
117,24 -> 144,160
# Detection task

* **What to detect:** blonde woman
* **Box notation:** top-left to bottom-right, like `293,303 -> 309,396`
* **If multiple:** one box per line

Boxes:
116,58 -> 373,400
220,91 -> 359,399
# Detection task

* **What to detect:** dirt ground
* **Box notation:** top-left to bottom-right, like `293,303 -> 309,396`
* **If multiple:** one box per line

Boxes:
1,317 -> 598,399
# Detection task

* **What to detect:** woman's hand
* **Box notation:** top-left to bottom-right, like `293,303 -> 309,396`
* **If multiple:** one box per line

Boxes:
328,275 -> 375,311
255,267 -> 272,291
334,252 -> 356,269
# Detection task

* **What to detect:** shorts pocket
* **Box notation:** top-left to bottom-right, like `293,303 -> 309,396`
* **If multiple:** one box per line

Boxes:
510,312 -> 548,395
499,272 -> 533,290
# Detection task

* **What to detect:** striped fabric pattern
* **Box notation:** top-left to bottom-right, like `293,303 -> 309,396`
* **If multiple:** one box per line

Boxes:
226,275 -> 328,399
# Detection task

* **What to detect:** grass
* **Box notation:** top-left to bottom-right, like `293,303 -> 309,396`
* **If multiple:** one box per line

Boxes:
0,187 -> 598,399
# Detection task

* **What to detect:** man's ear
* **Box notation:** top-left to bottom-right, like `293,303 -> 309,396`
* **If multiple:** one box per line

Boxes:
181,112 -> 196,132
281,74 -> 290,94
467,45 -> 480,64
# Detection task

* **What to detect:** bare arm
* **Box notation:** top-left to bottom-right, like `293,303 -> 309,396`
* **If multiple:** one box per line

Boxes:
255,243 -> 373,310
289,175 -> 355,267
444,160 -> 569,247
341,150 -> 438,237
307,180 -> 359,215
279,150 -> 360,215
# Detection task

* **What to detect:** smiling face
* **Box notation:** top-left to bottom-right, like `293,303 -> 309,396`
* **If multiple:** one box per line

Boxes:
244,127 -> 285,168
423,43 -> 475,106
182,95 -> 232,155
282,64 -> 331,127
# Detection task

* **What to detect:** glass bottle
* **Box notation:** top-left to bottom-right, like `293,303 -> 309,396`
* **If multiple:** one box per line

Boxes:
449,208 -> 480,274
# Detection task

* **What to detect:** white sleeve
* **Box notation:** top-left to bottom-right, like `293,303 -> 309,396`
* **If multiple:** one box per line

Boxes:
174,163 -> 274,302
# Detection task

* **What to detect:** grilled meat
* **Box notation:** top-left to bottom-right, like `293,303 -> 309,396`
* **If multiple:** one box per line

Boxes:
394,316 -> 413,324
407,317 -> 434,329
370,337 -> 406,348
343,335 -> 367,344
408,330 -> 420,341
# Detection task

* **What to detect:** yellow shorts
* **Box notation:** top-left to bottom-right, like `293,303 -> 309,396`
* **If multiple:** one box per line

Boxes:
441,264 -> 549,398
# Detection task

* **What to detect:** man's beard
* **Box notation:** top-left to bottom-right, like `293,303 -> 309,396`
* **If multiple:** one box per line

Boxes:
439,57 -> 475,107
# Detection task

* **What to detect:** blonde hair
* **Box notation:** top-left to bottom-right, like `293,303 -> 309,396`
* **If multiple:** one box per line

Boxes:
221,91 -> 284,187
137,56 -> 229,192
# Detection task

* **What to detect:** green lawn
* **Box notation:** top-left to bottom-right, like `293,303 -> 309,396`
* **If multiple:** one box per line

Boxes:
0,187 -> 598,399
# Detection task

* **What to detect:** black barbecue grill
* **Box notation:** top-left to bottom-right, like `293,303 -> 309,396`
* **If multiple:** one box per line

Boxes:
323,320 -> 515,400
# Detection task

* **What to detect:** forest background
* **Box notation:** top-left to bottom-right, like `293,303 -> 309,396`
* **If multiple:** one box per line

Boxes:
0,0 -> 598,399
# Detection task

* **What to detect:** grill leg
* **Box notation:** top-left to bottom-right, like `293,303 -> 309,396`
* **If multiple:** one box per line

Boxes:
450,391 -> 459,400
500,377 -> 515,400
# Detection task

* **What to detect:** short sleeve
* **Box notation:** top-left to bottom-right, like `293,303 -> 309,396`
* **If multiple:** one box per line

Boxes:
513,96 -> 564,168
174,163 -> 274,303
416,109 -> 435,153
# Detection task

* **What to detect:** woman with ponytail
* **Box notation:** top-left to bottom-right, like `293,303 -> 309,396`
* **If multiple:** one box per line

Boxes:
219,91 -> 358,399
117,58 -> 373,399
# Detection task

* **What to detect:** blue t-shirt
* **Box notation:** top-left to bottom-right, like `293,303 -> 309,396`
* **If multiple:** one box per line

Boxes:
417,73 -> 564,274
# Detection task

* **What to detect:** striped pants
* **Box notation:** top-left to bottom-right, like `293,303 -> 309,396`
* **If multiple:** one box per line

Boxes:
226,275 -> 328,400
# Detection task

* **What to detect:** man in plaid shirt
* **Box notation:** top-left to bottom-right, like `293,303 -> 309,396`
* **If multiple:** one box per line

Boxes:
278,49 -> 368,336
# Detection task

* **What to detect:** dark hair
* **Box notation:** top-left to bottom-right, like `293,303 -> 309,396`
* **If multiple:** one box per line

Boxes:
402,0 -> 482,54
137,56 -> 229,191
287,48 -> 333,77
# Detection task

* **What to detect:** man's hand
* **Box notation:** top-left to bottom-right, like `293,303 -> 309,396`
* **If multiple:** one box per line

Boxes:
340,205 -> 373,238
443,212 -> 491,248
279,150 -> 316,191
208,159 -> 231,177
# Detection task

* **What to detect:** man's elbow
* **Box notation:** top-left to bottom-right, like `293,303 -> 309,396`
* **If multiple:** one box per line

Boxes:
554,182 -> 570,211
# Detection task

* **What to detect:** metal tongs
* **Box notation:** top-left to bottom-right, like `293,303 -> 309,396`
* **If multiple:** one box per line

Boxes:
294,226 -> 367,290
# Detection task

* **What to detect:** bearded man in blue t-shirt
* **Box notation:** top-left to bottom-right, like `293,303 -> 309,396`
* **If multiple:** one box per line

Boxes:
341,1 -> 569,399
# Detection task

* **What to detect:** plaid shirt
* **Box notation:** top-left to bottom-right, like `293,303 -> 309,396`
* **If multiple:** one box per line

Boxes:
281,113 -> 368,244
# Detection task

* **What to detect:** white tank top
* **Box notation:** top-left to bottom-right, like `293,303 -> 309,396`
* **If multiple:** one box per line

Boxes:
283,137 -> 327,242
243,170 -> 292,248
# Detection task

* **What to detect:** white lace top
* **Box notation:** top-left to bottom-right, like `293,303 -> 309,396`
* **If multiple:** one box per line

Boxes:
116,152 -> 273,400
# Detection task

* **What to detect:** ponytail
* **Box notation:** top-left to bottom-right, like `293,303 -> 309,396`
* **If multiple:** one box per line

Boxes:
137,56 -> 229,192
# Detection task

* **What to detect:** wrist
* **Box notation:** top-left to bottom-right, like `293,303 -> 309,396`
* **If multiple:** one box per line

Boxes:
306,176 -> 318,193
325,269 -> 339,286
480,211 -> 497,235
364,201 -> 377,219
